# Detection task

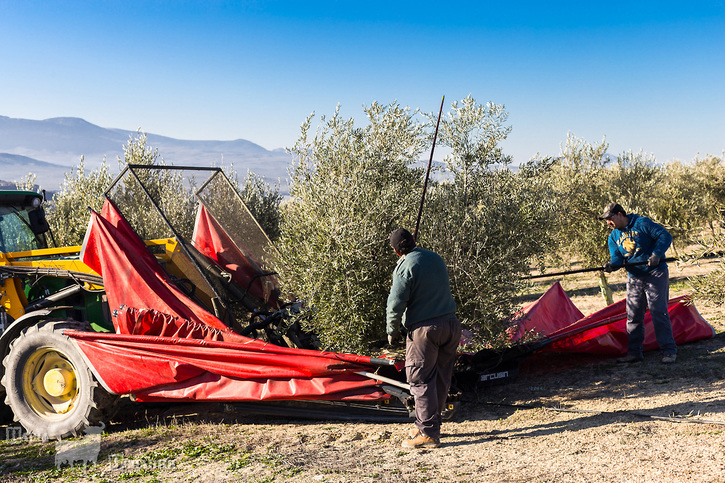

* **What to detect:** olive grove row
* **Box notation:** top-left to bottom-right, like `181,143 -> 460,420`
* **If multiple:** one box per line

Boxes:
35,97 -> 725,353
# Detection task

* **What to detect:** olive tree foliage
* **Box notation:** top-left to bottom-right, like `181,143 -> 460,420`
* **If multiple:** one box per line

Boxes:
275,97 -> 559,353
46,156 -> 115,246
237,170 -> 283,241
275,102 -> 428,353
15,173 -> 38,192
109,134 -> 196,240
687,153 -> 725,306
47,134 -> 194,245
607,151 -> 661,214
689,155 -> 725,234
538,134 -> 617,302
654,160 -> 703,245
433,96 -> 513,197
421,96 -> 557,349
544,133 -> 612,267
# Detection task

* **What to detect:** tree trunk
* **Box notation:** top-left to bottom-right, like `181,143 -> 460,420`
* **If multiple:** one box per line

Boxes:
598,271 -> 614,306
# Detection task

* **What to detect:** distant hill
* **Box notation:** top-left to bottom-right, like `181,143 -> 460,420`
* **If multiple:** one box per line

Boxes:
0,116 -> 292,193
0,153 -> 69,193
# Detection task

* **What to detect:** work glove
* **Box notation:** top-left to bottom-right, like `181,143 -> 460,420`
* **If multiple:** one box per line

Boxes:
387,332 -> 401,347
603,262 -> 615,273
648,254 -> 661,267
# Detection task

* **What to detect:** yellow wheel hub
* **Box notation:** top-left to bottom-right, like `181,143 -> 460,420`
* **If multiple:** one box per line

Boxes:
23,348 -> 79,419
43,368 -> 74,397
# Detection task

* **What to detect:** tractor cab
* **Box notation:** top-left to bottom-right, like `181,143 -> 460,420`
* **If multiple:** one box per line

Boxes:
0,191 -> 50,254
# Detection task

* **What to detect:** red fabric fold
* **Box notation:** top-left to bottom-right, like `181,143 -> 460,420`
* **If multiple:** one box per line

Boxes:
510,283 -> 714,355
192,204 -> 280,309
81,199 -> 229,333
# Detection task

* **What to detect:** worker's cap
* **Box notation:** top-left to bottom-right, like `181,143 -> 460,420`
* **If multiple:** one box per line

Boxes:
389,228 -> 416,254
598,202 -> 626,220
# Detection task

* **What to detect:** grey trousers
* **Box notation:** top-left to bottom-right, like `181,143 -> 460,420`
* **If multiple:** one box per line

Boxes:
405,316 -> 462,440
626,266 -> 677,357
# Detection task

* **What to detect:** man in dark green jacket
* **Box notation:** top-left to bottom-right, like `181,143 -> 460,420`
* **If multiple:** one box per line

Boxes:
386,228 -> 461,449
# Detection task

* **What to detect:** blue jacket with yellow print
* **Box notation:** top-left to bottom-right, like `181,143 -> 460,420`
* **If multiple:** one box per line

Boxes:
607,213 -> 672,278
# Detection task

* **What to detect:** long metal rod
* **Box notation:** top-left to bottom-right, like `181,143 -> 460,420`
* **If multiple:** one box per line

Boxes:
414,96 -> 445,241
355,371 -> 411,391
524,257 -> 678,280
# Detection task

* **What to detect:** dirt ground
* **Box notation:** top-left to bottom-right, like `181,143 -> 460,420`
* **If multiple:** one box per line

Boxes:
2,258 -> 725,482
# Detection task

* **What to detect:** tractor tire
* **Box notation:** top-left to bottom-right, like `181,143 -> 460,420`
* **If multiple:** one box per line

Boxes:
0,320 -> 111,440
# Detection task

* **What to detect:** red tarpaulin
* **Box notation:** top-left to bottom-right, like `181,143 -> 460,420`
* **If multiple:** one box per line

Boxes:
513,282 -> 714,355
75,199 -> 391,402
80,199 -> 229,333
192,204 -> 280,309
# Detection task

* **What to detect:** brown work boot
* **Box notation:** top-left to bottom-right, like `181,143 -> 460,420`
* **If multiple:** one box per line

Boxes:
409,425 -> 421,438
401,433 -> 440,449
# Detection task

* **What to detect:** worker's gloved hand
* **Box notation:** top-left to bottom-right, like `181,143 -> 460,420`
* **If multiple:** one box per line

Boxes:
387,332 -> 401,347
603,262 -> 615,273
648,254 -> 661,267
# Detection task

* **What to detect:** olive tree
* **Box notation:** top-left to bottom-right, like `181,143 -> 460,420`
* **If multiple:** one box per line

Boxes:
46,156 -> 115,246
542,134 -> 614,302
689,155 -> 725,234
237,170 -> 283,241
275,102 -> 427,353
275,97 -> 560,353
108,134 -> 197,240
687,153 -> 725,306
422,96 -> 557,349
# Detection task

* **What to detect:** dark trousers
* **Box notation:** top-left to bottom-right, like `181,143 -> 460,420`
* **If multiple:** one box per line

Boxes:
626,266 -> 677,356
405,316 -> 462,439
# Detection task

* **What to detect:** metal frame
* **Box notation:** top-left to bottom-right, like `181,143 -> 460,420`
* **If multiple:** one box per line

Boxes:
104,165 -> 239,324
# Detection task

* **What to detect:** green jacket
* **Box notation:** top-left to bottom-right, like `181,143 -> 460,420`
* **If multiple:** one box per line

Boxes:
386,247 -> 457,336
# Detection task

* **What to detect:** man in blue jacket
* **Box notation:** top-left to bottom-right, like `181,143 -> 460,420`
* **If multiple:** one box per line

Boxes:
386,228 -> 461,449
599,203 -> 677,364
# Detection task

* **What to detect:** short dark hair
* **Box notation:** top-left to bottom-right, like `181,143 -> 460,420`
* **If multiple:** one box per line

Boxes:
389,228 -> 416,254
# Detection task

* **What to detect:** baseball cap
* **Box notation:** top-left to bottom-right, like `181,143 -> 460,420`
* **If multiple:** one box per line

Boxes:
598,203 -> 625,220
389,228 -> 416,254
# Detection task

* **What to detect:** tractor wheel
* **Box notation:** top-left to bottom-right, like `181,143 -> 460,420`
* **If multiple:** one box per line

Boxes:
0,320 -> 111,440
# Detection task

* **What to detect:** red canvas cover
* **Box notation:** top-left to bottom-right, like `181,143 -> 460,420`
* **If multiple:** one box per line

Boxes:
513,283 -> 714,355
68,331 -> 386,401
80,199 -> 229,333
509,282 -> 584,342
192,205 -> 280,309
75,199 -> 392,402
544,295 -> 714,355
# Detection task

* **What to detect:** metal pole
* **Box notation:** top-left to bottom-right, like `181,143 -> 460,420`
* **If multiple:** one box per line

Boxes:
524,257 -> 678,280
414,96 -> 445,241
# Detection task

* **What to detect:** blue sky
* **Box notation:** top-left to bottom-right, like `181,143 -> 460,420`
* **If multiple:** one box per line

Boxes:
1,1 -> 723,164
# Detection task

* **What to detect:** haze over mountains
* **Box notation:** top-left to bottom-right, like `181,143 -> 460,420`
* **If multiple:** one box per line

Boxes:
0,116 -> 292,192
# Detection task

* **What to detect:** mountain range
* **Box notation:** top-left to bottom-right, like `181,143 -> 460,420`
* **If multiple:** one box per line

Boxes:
0,116 -> 293,193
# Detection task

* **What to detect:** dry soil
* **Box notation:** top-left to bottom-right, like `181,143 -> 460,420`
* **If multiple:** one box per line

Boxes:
1,258 -> 724,482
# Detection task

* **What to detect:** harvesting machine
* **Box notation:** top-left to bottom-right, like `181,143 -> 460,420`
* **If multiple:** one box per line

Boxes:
0,166 -> 416,440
